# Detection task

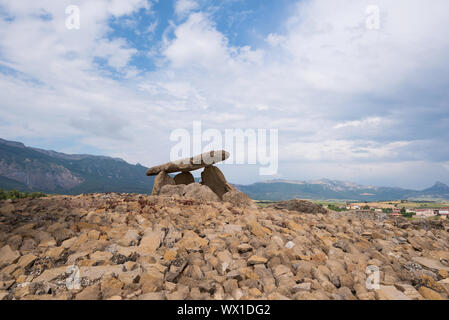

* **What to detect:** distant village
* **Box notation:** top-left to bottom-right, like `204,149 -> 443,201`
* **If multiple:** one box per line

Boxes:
329,201 -> 449,219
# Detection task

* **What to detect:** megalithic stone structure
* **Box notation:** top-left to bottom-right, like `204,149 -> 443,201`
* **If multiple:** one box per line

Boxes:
147,150 -> 233,197
146,150 -> 230,176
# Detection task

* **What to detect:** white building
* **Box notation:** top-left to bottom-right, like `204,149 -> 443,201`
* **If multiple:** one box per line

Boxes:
415,209 -> 437,218
438,208 -> 449,219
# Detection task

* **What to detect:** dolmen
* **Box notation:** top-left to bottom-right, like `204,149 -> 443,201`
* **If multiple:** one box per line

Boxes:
146,150 -> 255,208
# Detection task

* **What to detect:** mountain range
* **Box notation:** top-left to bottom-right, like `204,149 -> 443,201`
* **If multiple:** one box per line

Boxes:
1,138 -> 449,201
237,179 -> 449,201
0,138 -> 154,194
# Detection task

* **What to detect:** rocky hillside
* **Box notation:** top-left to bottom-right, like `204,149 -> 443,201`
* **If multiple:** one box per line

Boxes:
1,191 -> 448,300
0,138 -> 154,194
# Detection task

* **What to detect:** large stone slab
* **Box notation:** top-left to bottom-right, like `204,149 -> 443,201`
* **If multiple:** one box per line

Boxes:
413,257 -> 449,272
152,171 -> 175,195
146,150 -> 229,176
201,165 -> 234,199
0,245 -> 20,269
174,172 -> 195,185
159,183 -> 221,202
376,285 -> 411,300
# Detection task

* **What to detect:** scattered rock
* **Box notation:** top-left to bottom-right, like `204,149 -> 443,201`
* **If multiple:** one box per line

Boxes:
376,285 -> 411,300
0,193 -> 448,301
139,230 -> 163,254
248,255 -> 268,265
413,257 -> 449,272
160,183 -> 221,202
183,183 -> 221,202
75,284 -> 101,300
418,286 -> 445,300
223,190 -> 255,208
0,245 -> 20,269
292,283 -> 312,293
237,244 -> 253,253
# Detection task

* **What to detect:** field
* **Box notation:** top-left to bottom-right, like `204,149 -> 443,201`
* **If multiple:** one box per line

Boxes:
256,199 -> 449,212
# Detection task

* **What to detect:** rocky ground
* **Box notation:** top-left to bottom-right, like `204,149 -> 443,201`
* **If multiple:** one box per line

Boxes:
0,192 -> 449,300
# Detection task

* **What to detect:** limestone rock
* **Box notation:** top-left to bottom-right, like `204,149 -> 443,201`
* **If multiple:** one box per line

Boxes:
418,286 -> 445,300
248,255 -> 268,265
376,285 -> 411,300
138,229 -> 163,254
292,283 -> 312,293
16,254 -> 37,269
160,183 -> 220,202
201,166 -> 234,199
0,245 -> 20,269
140,269 -> 164,293
237,244 -> 253,253
413,257 -> 449,272
75,284 -> 101,300
394,283 -> 424,300
268,199 -> 328,214
118,229 -> 140,247
223,190 -> 255,208
159,185 -> 186,197
32,267 -> 67,283
1,193 -> 449,301
174,172 -> 195,185
101,278 -> 123,299
138,292 -> 166,300
184,183 -> 221,202
152,172 -> 175,196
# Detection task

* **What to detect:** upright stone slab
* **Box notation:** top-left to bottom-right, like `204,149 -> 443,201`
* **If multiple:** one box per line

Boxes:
152,171 -> 175,195
174,172 -> 195,185
201,166 -> 234,199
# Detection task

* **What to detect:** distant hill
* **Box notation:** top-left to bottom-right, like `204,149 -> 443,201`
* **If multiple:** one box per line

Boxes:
0,138 -> 154,194
2,138 -> 449,201
237,179 -> 449,201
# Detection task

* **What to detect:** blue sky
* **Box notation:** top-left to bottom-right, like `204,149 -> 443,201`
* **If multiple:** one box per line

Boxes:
0,0 -> 449,189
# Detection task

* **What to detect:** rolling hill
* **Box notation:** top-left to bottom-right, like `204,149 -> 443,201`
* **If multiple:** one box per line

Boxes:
237,179 -> 449,201
2,138 -> 449,201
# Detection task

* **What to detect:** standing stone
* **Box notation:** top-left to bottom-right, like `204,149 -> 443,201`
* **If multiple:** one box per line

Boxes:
174,172 -> 195,185
201,166 -> 234,199
152,171 -> 175,195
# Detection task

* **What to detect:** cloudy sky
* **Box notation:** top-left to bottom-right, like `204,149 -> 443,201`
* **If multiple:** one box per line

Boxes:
1,0 -> 449,189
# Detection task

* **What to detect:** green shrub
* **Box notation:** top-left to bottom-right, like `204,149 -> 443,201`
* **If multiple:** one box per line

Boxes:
402,212 -> 415,218
328,204 -> 349,212
0,189 -> 47,200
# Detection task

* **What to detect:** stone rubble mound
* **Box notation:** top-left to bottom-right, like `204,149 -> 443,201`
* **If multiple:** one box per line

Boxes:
146,151 -> 239,202
268,199 -> 328,214
0,194 -> 448,300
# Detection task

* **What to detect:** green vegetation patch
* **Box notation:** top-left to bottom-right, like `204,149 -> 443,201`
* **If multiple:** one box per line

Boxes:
0,189 -> 47,200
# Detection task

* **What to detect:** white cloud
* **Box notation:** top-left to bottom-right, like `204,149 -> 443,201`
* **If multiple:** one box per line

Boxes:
1,0 -> 449,187
279,140 -> 411,162
174,0 -> 199,18
163,12 -> 235,69
333,117 -> 382,129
